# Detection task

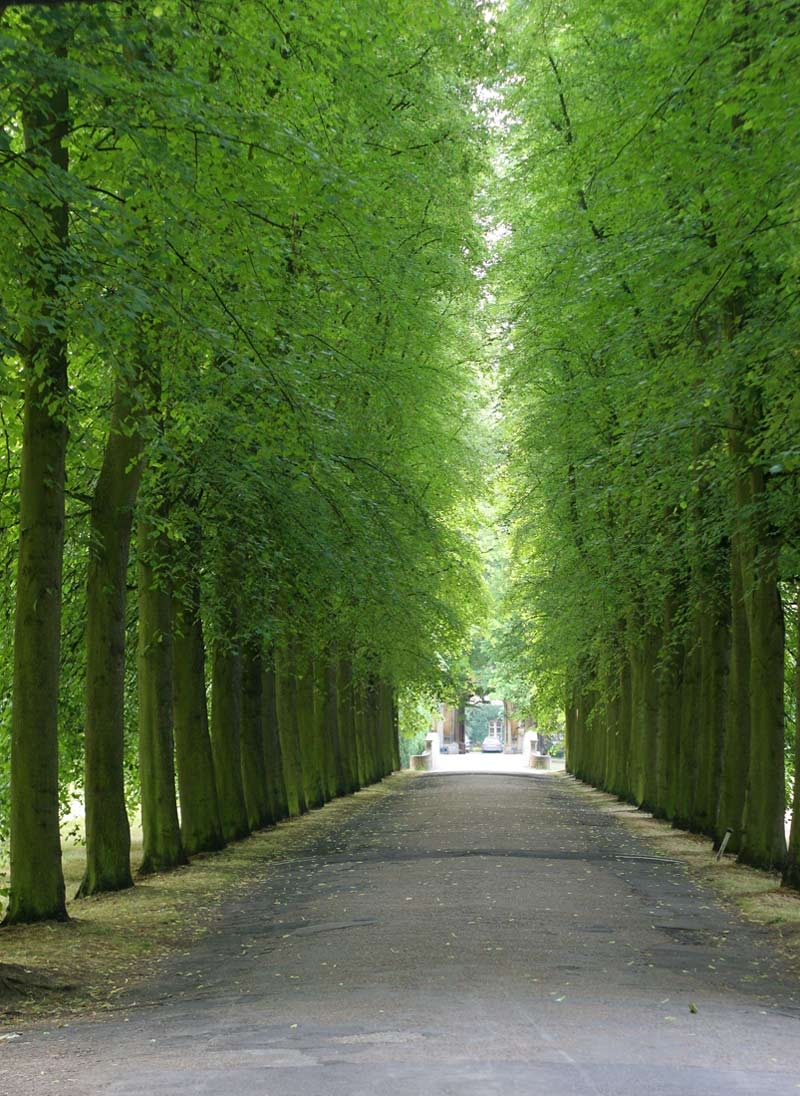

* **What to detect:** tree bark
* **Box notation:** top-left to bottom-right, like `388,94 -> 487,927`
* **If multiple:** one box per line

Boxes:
336,658 -> 360,794
172,555 -> 225,856
353,678 -> 369,788
210,634 -> 250,843
315,659 -> 342,801
635,628 -> 661,812
296,653 -> 326,810
716,529 -> 751,852
782,593 -> 800,889
240,640 -> 271,830
674,613 -> 701,830
4,15 -> 71,924
694,587 -> 729,837
275,640 -> 307,816
262,659 -> 289,823
628,626 -> 654,807
654,593 -> 683,820
739,481 -> 786,870
79,368 -> 145,897
600,655 -> 623,796
564,689 -> 577,775
137,516 -> 187,875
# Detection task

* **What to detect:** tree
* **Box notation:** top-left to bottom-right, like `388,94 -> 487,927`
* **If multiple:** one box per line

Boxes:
3,6 -> 72,924
496,0 -> 798,872
1,0 -> 491,921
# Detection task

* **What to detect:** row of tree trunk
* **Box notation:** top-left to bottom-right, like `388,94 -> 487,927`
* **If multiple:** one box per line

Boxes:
8,312 -> 399,921
15,483 -> 400,924
565,529 -> 792,880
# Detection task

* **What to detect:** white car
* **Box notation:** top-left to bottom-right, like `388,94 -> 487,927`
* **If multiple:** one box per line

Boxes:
481,735 -> 503,753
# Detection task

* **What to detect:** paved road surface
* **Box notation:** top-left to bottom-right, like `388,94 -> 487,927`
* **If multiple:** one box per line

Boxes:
4,767 -> 800,1095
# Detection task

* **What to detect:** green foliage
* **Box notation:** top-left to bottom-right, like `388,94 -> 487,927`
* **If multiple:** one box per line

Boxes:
465,701 -> 503,744
496,0 -> 800,706
0,2 -> 492,846
397,688 -> 438,768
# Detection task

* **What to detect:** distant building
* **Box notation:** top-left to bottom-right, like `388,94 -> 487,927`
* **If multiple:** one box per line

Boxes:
437,700 -> 523,753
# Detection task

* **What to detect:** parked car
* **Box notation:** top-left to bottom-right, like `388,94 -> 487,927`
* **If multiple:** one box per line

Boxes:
481,735 -> 503,753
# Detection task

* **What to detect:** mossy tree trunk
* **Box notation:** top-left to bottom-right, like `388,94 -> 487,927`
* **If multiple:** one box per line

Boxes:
240,640 -> 271,831
360,680 -> 374,784
337,658 -> 360,794
629,627 -> 649,807
262,660 -> 289,823
694,588 -> 729,837
172,551 -> 225,856
79,367 -> 146,897
782,593 -> 800,889
137,516 -> 186,875
5,16 -> 71,924
615,658 -> 633,801
637,628 -> 661,813
674,616 -> 701,830
654,594 -> 683,820
210,624 -> 250,844
391,690 -> 401,773
739,470 -> 786,870
378,680 -> 396,777
321,660 -> 345,799
716,528 -> 751,853
352,678 -> 370,787
599,658 -> 621,794
275,640 -> 307,816
564,690 -> 577,775
296,654 -> 326,810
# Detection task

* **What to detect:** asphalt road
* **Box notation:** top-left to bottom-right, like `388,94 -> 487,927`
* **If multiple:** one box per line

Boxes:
5,766 -> 800,1095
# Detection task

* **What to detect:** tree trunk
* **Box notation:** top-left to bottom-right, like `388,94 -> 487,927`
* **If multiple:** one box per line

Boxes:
240,641 -> 271,830
629,631 -> 647,806
262,660 -> 289,823
275,640 -> 307,816
353,678 -> 369,788
296,654 -> 326,810
378,680 -> 397,778
137,516 -> 186,875
578,683 -> 596,789
210,635 -> 250,843
4,17 -> 70,924
79,369 -> 145,897
600,657 -> 622,795
674,614 -> 701,830
782,593 -> 800,889
615,659 -> 633,801
359,679 -> 375,785
637,628 -> 661,813
694,589 -> 729,837
654,594 -> 683,820
391,690 -> 401,773
315,659 -> 336,803
716,532 -> 751,852
564,688 -> 577,774
336,658 -> 360,794
320,653 -> 344,802
739,488 -> 786,870
172,557 -> 225,856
